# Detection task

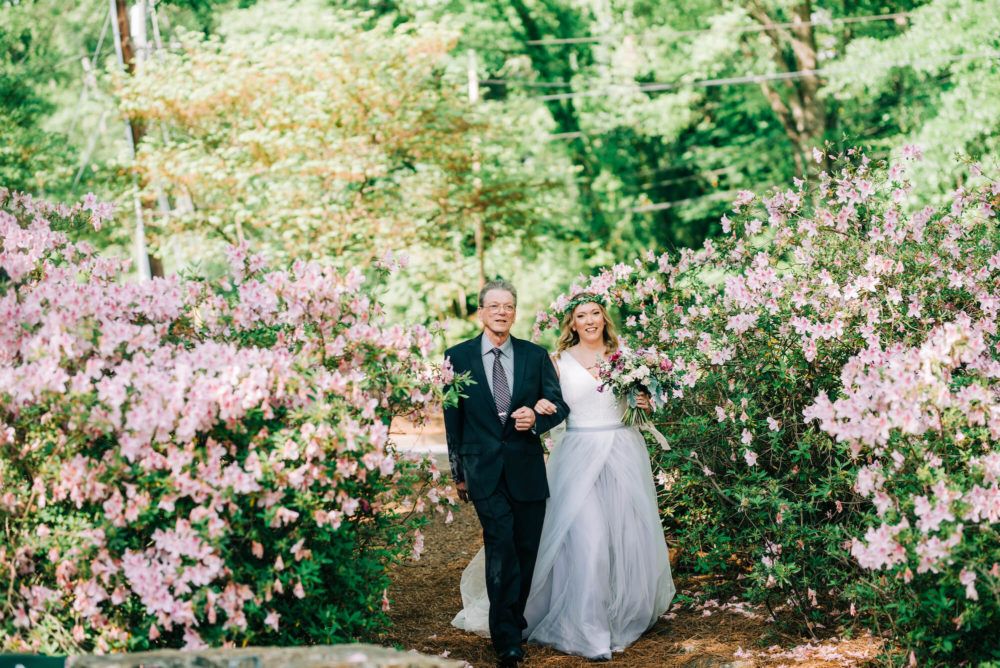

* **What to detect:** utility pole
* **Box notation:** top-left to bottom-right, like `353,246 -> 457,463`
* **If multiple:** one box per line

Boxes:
133,0 -> 173,268
129,1 -> 149,66
467,49 -> 485,291
111,0 -> 157,279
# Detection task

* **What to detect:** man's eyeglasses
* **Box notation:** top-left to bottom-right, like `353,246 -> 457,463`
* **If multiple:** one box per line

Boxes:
482,303 -> 516,314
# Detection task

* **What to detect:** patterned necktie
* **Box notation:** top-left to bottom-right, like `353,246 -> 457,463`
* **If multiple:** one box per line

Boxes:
490,348 -> 511,424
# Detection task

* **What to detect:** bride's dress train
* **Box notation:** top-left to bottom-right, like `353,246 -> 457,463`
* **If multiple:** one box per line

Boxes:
452,353 -> 675,659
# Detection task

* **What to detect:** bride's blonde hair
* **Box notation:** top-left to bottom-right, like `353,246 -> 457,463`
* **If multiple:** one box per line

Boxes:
556,293 -> 619,353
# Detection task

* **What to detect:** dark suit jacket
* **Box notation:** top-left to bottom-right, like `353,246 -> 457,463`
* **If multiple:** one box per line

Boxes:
443,333 -> 569,502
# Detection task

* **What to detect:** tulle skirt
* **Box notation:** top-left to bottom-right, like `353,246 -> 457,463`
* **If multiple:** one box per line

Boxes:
452,423 -> 675,659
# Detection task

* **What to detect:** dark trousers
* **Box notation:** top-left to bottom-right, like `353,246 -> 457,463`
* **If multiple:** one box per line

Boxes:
472,470 -> 546,652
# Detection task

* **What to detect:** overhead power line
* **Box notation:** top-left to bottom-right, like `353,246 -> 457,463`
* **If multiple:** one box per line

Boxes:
535,68 -> 823,102
639,167 -> 735,190
547,131 -> 585,141
526,11 -> 913,46
632,190 -> 739,213
480,78 -> 573,89
507,50 -> 1000,105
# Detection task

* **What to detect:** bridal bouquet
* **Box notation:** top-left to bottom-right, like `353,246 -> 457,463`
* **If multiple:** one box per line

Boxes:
598,347 -> 673,426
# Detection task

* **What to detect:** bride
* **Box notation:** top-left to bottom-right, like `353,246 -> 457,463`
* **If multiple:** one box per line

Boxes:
452,293 -> 675,660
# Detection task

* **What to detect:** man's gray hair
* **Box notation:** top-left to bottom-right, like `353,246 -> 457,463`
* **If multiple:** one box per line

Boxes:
478,279 -> 518,307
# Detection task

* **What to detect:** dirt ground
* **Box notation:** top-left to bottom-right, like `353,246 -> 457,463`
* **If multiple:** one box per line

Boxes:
381,499 -> 882,668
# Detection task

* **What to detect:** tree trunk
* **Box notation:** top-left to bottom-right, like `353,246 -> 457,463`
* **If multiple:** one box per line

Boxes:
115,0 -> 145,148
788,1 -> 825,149
744,0 -> 827,175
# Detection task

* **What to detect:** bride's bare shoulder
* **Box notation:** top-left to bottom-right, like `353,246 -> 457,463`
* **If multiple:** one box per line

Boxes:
551,347 -> 574,364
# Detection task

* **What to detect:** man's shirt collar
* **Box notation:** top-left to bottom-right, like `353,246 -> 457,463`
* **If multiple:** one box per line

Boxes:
481,333 -> 513,357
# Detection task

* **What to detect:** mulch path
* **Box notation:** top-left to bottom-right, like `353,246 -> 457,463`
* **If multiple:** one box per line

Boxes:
380,499 -> 881,668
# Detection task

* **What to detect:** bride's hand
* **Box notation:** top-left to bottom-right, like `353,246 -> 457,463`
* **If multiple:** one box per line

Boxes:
534,398 -> 558,415
635,393 -> 652,412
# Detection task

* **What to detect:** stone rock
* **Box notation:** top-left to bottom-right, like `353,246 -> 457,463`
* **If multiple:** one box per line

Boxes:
680,658 -> 753,668
67,644 -> 464,668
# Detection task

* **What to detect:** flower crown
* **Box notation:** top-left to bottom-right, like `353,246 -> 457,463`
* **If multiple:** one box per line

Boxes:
561,292 -> 609,316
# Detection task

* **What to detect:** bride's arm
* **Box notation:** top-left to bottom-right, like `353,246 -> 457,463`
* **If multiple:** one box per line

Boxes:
534,354 -> 560,414
533,351 -> 570,433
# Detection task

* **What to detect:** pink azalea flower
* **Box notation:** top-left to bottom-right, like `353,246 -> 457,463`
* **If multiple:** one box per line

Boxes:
959,568 -> 978,601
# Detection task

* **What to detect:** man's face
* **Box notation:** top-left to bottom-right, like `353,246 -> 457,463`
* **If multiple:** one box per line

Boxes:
478,289 -> 517,336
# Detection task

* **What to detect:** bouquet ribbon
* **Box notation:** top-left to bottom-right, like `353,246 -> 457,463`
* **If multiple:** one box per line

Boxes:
640,423 -> 670,450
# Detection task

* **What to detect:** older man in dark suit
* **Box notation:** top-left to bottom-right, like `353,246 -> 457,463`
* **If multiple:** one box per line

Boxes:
444,279 -> 569,667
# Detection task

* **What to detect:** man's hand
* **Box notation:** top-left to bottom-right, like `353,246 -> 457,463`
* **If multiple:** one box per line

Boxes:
511,406 -> 537,431
456,481 -> 470,503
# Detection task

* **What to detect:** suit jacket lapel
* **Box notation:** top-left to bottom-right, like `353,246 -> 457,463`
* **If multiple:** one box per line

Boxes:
467,334 -> 492,406
509,336 -> 527,408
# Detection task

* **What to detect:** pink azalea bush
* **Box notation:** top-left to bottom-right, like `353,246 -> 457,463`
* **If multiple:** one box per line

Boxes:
0,189 -> 461,653
535,150 -> 999,662
806,315 -> 999,663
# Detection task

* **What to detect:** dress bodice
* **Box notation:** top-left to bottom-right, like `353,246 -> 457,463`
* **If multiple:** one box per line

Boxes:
556,352 -> 625,429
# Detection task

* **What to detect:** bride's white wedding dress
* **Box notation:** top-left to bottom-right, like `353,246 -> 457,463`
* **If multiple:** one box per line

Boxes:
452,352 -> 675,659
